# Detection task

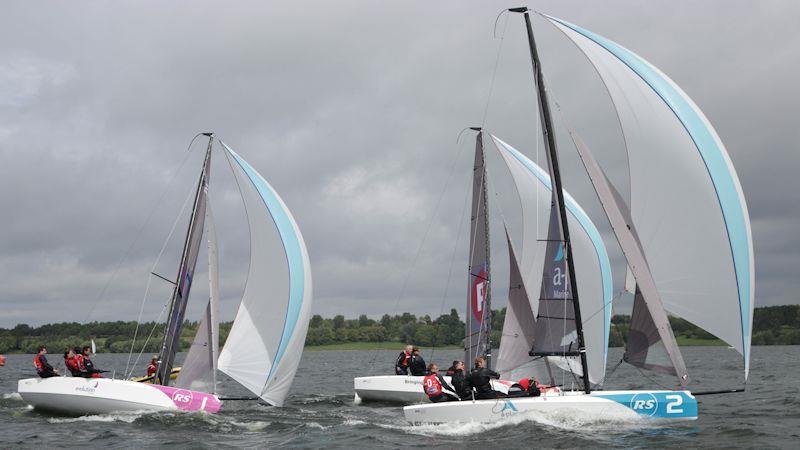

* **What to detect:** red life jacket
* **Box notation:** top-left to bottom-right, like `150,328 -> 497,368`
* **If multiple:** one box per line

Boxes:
65,356 -> 80,373
33,354 -> 45,371
146,363 -> 157,377
423,374 -> 443,397
74,354 -> 86,371
401,351 -> 411,366
517,378 -> 531,391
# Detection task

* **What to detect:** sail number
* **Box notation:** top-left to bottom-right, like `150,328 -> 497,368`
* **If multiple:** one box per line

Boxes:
665,394 -> 684,414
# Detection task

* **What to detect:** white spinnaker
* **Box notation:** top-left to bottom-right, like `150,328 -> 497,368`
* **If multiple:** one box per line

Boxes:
491,135 -> 613,386
545,15 -> 754,377
176,202 -> 220,393
218,142 -> 313,406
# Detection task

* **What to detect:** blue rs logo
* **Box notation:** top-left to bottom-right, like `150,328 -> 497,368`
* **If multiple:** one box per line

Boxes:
629,393 -> 658,416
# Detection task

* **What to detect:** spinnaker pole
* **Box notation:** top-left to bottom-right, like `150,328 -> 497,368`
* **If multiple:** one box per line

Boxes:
510,7 -> 591,393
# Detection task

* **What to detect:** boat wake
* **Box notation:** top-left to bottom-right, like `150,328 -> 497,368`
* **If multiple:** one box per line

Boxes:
385,409 -> 652,437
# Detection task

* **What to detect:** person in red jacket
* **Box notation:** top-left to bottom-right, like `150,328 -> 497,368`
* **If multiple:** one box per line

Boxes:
64,348 -> 90,377
33,345 -> 59,378
423,363 -> 459,403
395,345 -> 413,375
146,356 -> 159,378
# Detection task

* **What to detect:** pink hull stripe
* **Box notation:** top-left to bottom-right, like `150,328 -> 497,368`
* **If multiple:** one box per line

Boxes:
150,385 -> 221,413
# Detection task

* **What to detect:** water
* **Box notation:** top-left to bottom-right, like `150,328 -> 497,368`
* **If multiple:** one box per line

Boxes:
1,346 -> 797,448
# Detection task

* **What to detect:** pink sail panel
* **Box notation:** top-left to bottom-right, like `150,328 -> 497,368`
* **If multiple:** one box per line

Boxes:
149,384 -> 221,413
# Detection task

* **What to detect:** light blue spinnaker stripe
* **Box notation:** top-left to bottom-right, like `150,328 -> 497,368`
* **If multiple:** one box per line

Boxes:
492,136 -> 614,365
222,142 -> 306,383
547,16 -> 752,363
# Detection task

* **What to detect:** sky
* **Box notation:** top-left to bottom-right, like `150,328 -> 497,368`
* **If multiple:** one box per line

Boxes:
1,0 -> 798,328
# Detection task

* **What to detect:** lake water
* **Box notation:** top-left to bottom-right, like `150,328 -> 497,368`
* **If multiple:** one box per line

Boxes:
1,346 -> 797,448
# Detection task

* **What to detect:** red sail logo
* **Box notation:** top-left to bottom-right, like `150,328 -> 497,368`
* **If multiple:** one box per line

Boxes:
472,269 -> 488,322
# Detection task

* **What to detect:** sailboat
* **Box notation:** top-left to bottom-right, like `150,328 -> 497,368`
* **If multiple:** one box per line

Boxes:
17,134 -> 313,415
404,8 -> 752,423
353,131 -> 612,404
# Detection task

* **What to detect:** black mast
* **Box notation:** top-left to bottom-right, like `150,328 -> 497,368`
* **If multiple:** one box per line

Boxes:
510,7 -> 591,394
155,133 -> 214,385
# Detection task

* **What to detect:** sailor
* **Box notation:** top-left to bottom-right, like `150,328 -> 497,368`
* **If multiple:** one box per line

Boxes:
468,356 -> 503,399
394,345 -> 413,375
408,347 -> 427,376
447,360 -> 471,399
64,348 -> 87,377
509,376 -> 541,397
81,346 -> 103,378
146,356 -> 159,378
423,363 -> 459,403
33,345 -> 59,378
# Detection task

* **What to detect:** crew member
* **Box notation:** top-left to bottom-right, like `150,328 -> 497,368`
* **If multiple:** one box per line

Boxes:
146,356 -> 159,378
408,347 -> 427,376
395,345 -> 413,375
468,356 -> 503,399
447,360 -> 471,399
33,345 -> 59,378
423,363 -> 459,403
64,348 -> 86,377
81,346 -> 103,378
509,376 -> 541,397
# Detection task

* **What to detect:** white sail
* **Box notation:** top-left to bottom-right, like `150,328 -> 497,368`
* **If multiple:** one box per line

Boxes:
491,135 -> 613,386
176,202 -> 220,393
545,15 -> 754,378
217,142 -> 313,406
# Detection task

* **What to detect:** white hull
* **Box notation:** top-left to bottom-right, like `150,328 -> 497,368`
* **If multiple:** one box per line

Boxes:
18,377 -> 221,416
404,390 -> 698,423
353,375 -> 511,404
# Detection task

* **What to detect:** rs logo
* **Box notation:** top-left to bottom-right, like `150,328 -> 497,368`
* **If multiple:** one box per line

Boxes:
629,393 -> 658,416
172,389 -> 194,404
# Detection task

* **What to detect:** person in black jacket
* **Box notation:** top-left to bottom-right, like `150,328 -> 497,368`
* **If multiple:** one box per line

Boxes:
408,347 -> 427,376
447,360 -> 471,399
468,356 -> 504,399
395,345 -> 413,375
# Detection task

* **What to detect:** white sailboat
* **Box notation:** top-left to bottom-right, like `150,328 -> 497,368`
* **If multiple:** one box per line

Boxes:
18,134 -> 313,415
354,132 -> 612,404
404,8 -> 752,423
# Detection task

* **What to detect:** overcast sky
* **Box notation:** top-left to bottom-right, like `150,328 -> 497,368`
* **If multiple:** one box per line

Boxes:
1,1 -> 798,328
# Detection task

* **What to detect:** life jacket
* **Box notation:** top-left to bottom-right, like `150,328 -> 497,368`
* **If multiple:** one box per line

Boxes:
516,378 -> 531,391
400,351 -> 411,366
74,354 -> 87,371
65,356 -> 80,374
146,363 -> 157,377
33,354 -> 45,372
423,374 -> 443,397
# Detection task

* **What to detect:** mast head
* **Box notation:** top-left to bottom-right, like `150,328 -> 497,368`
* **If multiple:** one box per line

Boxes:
469,127 -> 482,132
201,132 -> 214,137
508,7 -> 529,13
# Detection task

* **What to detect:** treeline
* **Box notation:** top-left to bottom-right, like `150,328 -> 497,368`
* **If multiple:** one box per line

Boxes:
1,305 -> 798,354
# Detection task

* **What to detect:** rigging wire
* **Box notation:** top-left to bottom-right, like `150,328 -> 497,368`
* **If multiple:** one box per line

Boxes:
85,133 -> 206,323
124,182 -> 198,376
481,11 -> 510,128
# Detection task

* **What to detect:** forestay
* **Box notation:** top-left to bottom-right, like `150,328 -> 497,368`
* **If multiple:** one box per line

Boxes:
217,142 -> 313,407
545,15 -> 754,378
491,136 -> 613,386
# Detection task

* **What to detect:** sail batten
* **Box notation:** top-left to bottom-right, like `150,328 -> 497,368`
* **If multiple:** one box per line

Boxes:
544,15 -> 754,378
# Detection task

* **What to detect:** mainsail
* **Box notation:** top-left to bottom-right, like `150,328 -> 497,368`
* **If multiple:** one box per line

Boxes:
176,202 -> 220,392
217,142 -> 313,407
545,15 -> 754,379
491,136 -> 612,386
156,139 -> 211,386
464,131 -> 493,367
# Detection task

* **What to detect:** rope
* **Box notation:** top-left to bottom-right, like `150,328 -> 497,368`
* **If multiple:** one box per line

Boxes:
481,12 -> 510,127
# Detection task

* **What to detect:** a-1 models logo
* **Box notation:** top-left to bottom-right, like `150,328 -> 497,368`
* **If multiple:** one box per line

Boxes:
629,393 -> 658,416
492,400 -> 518,418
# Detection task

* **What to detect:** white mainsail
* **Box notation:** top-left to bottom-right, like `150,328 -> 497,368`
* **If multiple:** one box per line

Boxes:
491,135 -> 613,386
545,15 -> 754,378
217,142 -> 313,406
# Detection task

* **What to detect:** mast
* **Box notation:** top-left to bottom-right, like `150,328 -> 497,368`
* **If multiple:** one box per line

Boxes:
156,133 -> 214,386
510,7 -> 591,393
465,128 -> 493,369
